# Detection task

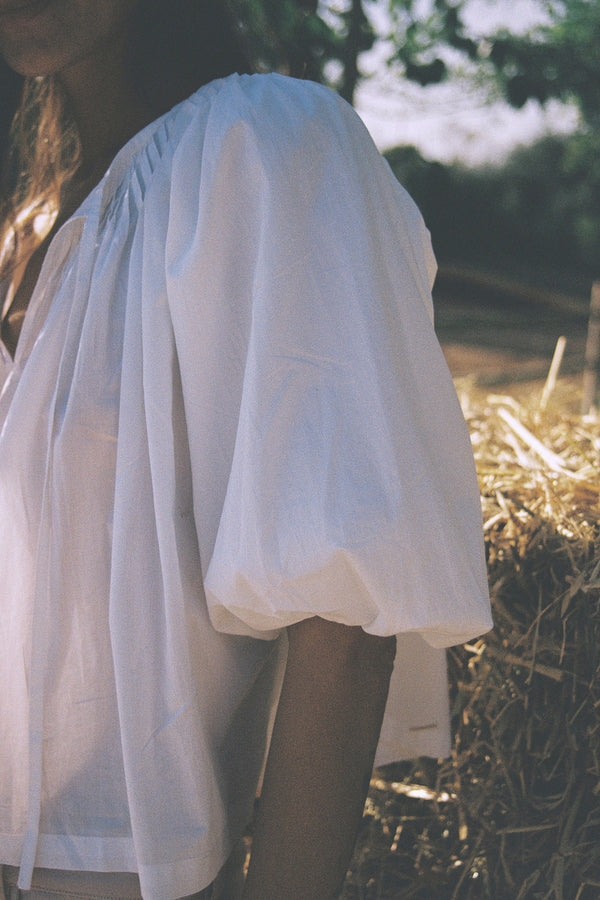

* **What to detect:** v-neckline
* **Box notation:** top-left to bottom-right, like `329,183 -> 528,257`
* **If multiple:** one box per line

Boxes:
0,85 -> 202,371
0,100 -> 176,369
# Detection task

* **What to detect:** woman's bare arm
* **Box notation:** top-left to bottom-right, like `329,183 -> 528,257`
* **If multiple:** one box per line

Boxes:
243,616 -> 396,900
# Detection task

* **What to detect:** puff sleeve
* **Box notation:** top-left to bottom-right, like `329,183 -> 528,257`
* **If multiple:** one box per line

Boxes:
165,74 -> 492,648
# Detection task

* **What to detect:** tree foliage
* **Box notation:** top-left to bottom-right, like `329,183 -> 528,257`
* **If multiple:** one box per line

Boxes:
387,0 -> 600,131
231,0 -> 378,101
488,0 -> 600,128
387,0 -> 478,86
332,0 -> 378,103
237,0 -> 600,129
231,0 -> 338,81
386,130 -> 600,278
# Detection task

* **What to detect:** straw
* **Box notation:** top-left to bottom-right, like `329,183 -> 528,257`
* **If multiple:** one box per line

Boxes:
343,377 -> 600,900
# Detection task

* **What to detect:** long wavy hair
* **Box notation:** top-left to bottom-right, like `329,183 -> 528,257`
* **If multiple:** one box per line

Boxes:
0,0 -> 252,282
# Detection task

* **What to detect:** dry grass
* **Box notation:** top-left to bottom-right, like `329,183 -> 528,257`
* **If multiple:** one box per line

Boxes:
343,378 -> 600,900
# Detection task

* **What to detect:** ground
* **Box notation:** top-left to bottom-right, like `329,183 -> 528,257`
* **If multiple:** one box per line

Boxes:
433,268 -> 591,384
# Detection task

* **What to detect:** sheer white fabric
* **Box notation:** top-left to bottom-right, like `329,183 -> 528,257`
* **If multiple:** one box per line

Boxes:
0,73 -> 492,900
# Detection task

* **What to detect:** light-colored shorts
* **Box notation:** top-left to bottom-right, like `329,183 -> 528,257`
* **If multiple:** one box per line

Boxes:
0,866 -> 213,900
1,837 -> 246,900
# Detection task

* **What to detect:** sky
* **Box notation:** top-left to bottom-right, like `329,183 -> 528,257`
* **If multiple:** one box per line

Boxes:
341,0 -> 581,165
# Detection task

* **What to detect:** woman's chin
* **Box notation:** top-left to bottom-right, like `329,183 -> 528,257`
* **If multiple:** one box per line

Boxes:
0,1 -> 69,77
0,0 -> 52,19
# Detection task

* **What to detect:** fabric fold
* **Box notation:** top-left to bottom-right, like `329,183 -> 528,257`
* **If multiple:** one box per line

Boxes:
0,72 -> 491,900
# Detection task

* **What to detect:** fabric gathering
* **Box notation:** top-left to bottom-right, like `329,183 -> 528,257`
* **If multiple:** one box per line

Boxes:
0,72 -> 493,900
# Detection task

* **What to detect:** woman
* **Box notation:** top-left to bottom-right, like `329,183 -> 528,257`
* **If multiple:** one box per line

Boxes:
0,2 -> 492,898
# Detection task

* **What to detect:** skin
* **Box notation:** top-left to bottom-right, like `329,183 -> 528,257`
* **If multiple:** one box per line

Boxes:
243,618 -> 396,900
0,0 -> 152,357
0,4 -> 398,896
0,0 -> 148,162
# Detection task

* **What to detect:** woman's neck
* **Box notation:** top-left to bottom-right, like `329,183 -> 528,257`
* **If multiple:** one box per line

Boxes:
57,36 -> 154,179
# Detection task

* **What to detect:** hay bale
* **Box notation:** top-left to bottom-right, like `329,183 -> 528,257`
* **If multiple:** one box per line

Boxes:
344,380 -> 600,900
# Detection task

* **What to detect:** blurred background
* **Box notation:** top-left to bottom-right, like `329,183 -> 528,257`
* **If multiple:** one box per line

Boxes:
233,0 -> 600,384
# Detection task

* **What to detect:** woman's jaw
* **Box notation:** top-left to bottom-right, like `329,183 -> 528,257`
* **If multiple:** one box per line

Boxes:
0,0 -> 140,78
0,0 -> 51,14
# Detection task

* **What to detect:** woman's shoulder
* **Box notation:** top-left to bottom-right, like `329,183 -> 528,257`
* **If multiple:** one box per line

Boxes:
104,72 -> 369,210
157,71 -> 385,201
193,71 -> 347,125
178,71 -> 370,162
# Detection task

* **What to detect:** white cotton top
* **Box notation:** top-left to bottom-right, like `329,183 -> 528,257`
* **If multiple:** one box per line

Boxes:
0,73 -> 492,900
